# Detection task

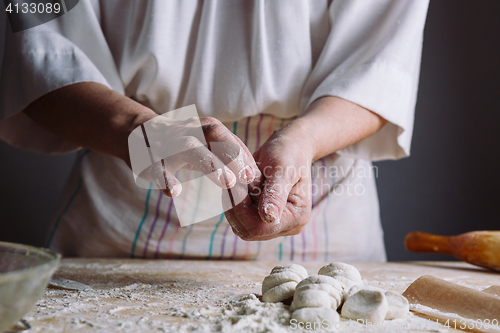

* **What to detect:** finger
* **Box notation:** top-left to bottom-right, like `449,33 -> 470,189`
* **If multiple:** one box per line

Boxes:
208,141 -> 254,185
223,182 -> 287,241
258,166 -> 296,225
164,136 -> 237,189
247,166 -> 264,206
229,132 -> 260,182
222,183 -> 255,238
200,119 -> 258,184
268,179 -> 312,236
149,160 -> 182,197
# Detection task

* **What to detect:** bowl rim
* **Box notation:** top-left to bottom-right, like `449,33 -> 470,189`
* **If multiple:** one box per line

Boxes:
0,241 -> 61,283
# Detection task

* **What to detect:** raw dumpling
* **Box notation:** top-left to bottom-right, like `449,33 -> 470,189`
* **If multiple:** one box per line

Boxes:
346,285 -> 409,320
262,264 -> 308,303
318,262 -> 363,299
341,289 -> 388,324
290,274 -> 342,325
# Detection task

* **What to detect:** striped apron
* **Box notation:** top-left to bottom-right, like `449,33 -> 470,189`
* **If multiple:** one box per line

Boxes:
49,114 -> 386,262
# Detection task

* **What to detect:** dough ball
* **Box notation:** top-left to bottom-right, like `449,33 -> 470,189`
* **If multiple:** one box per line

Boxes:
318,263 -> 363,284
297,275 -> 343,307
262,281 -> 297,303
297,275 -> 343,291
347,284 -> 384,298
262,271 -> 304,294
341,289 -> 388,324
318,263 -> 363,298
261,264 -> 308,303
291,289 -> 337,312
270,264 -> 308,280
385,291 -> 409,320
346,286 -> 409,320
296,284 -> 342,309
292,307 -> 340,326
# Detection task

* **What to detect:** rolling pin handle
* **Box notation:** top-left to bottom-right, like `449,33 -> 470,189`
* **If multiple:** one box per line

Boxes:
405,232 -> 453,255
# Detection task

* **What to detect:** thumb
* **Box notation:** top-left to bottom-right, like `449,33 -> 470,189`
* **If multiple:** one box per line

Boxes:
258,166 -> 295,225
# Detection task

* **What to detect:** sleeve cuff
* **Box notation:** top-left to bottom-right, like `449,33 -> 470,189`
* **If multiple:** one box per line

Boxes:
307,60 -> 419,161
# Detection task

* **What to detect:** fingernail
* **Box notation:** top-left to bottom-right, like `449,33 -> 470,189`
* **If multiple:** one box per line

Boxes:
245,166 -> 255,183
263,203 -> 280,225
220,167 -> 236,188
238,165 -> 255,183
170,184 -> 182,197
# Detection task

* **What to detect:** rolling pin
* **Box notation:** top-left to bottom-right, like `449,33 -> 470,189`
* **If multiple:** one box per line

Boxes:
405,231 -> 500,271
403,275 -> 500,333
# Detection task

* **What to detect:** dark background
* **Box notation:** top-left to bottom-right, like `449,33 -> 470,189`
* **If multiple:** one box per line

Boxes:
1,1 -> 499,261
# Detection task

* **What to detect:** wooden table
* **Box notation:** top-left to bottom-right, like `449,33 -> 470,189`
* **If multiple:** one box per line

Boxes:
23,260 -> 500,332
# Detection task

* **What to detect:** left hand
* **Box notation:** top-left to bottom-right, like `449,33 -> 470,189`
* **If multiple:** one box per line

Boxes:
223,120 -> 313,241
223,96 -> 388,241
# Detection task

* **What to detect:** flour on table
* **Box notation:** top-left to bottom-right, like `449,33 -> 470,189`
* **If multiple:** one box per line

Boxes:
25,260 -> 451,333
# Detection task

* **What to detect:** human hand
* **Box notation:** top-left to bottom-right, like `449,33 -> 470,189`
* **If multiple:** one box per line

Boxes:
222,120 -> 313,241
131,116 -> 259,197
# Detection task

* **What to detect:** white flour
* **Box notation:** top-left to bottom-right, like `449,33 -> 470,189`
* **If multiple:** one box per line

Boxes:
25,260 -> 479,332
26,282 -> 445,333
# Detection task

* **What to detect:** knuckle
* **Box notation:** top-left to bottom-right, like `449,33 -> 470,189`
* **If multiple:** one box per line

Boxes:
182,136 -> 202,149
203,124 -> 229,142
201,117 -> 221,125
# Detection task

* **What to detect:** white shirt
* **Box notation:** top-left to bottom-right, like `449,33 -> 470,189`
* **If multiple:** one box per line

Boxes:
0,0 -> 429,260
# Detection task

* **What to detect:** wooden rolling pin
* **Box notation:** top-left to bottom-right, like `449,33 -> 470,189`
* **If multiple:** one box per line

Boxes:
405,231 -> 500,271
403,275 -> 500,333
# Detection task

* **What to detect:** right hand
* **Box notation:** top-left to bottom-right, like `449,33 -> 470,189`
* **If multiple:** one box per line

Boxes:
132,116 -> 259,197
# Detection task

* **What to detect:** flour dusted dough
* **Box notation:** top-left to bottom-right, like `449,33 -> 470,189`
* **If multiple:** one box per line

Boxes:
262,264 -> 308,303
261,262 -> 406,325
384,290 -> 409,320
291,289 -> 336,312
346,285 -> 409,320
294,275 -> 343,309
347,284 -> 384,298
290,275 -> 342,325
318,263 -> 363,299
292,307 -> 339,326
341,289 -> 388,324
290,275 -> 343,315
262,281 -> 297,303
270,264 -> 308,278
262,271 -> 303,294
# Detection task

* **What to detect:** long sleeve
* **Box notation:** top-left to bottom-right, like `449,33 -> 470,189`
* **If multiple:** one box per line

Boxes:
0,0 -> 123,153
302,0 -> 429,160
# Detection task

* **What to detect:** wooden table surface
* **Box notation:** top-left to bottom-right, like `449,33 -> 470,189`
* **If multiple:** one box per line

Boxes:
23,259 -> 500,333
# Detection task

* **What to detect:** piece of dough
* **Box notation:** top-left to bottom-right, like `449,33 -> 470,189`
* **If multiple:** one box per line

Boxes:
291,289 -> 338,312
262,264 -> 308,303
384,290 -> 409,320
341,289 -> 388,324
318,263 -> 363,298
318,263 -> 363,284
270,264 -> 308,279
295,284 -> 342,308
292,307 -> 340,326
262,271 -> 304,294
347,284 -> 384,298
296,275 -> 342,308
296,275 -> 343,292
346,285 -> 409,320
290,275 -> 344,312
262,281 -> 297,303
